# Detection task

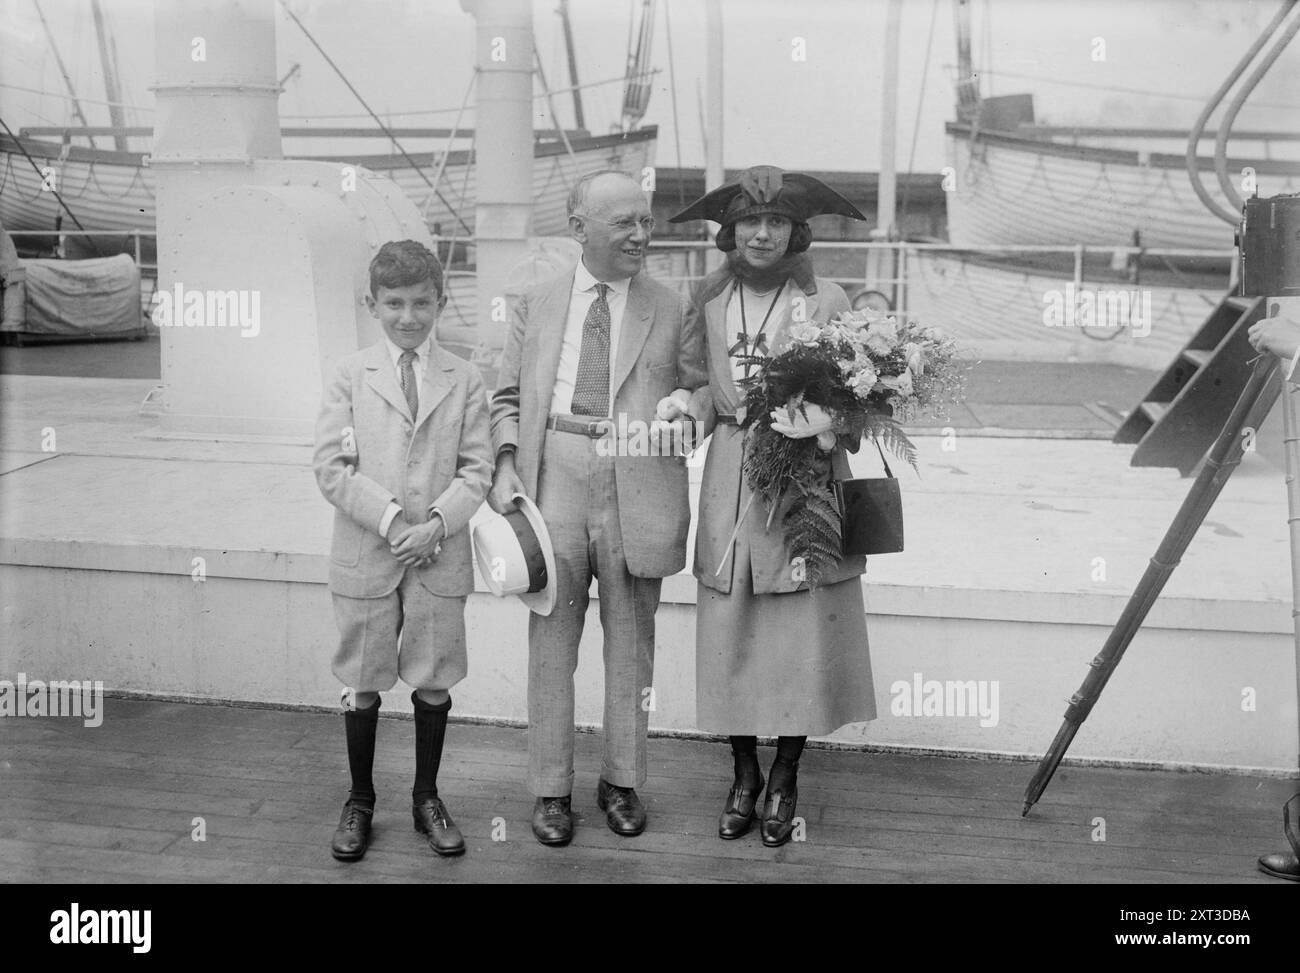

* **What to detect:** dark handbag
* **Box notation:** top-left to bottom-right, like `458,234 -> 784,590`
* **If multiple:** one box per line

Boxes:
833,440 -> 904,556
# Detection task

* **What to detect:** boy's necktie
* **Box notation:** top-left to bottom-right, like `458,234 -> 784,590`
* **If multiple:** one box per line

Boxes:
398,349 -> 419,419
570,283 -> 610,417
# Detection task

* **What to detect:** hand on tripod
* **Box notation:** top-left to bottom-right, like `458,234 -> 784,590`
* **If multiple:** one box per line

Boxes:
1248,315 -> 1300,365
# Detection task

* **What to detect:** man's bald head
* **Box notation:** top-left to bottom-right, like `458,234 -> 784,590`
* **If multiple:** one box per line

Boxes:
567,170 -> 654,282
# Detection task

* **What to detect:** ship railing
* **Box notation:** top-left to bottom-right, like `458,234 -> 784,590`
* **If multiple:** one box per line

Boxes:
637,238 -> 1240,317
12,230 -> 155,269
420,238 -> 1243,350
11,231 -> 1244,344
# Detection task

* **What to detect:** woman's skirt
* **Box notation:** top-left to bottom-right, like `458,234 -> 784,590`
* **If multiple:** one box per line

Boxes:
695,495 -> 879,737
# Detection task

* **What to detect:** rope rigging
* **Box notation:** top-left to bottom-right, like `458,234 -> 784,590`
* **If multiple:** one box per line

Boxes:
0,113 -> 102,255
275,0 -> 472,236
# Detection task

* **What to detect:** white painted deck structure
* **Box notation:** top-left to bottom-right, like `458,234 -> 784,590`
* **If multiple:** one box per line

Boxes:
2,372 -> 1296,773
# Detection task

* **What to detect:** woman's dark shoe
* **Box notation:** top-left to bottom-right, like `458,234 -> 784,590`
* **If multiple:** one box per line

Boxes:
760,786 -> 798,848
719,772 -> 765,839
762,736 -> 805,847
331,799 -> 374,862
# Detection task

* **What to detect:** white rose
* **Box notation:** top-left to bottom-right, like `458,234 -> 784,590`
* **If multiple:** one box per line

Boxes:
788,321 -> 821,346
864,319 -> 898,357
850,362 -> 880,397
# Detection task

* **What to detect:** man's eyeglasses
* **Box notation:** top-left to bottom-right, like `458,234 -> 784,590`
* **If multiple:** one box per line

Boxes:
573,213 -> 656,234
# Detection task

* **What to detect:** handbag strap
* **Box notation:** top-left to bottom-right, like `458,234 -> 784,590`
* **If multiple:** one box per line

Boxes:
873,438 -> 894,478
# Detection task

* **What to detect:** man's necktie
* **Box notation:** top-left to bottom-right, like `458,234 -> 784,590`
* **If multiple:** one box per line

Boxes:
398,349 -> 419,419
570,283 -> 610,417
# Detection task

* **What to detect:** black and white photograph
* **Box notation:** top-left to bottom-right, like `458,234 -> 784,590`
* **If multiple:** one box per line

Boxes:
1,0 -> 1299,934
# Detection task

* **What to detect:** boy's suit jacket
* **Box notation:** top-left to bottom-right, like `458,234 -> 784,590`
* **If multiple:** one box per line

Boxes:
314,340 -> 492,599
490,269 -> 706,578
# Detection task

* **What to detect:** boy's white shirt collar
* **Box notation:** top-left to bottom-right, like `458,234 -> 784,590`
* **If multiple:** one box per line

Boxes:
383,333 -> 434,368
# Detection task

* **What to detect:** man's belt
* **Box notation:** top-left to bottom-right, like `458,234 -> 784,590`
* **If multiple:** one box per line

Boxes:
546,414 -> 611,438
715,412 -> 741,425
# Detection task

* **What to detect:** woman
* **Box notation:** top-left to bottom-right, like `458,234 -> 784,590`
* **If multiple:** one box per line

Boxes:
662,166 -> 878,847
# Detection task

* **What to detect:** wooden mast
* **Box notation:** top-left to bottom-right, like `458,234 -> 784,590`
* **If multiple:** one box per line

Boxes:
90,0 -> 129,152
557,0 -> 586,131
31,0 -> 96,148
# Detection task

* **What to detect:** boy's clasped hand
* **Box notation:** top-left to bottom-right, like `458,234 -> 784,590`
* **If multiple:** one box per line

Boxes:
386,515 -> 445,567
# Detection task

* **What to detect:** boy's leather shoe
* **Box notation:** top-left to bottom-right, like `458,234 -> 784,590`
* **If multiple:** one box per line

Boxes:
596,778 -> 646,836
760,787 -> 798,848
719,773 -> 765,840
532,796 -> 574,846
412,797 -> 465,857
331,800 -> 374,862
1257,851 -> 1300,881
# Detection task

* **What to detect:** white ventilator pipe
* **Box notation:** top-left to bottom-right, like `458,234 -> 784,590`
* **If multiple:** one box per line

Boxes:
461,0 -> 534,360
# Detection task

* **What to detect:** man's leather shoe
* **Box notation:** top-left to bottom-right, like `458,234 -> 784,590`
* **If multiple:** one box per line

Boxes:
760,787 -> 798,848
331,800 -> 373,862
719,773 -> 765,840
532,796 -> 574,846
1258,850 -> 1300,881
412,797 -> 465,857
596,778 -> 646,836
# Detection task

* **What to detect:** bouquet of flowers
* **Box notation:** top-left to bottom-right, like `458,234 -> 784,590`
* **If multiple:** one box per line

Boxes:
733,307 -> 967,588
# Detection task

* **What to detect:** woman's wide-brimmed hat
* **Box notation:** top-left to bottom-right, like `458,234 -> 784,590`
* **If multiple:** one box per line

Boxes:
668,165 -> 866,227
471,494 -> 557,616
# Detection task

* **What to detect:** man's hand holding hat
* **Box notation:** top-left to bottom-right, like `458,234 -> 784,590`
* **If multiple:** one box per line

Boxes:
488,450 -> 528,515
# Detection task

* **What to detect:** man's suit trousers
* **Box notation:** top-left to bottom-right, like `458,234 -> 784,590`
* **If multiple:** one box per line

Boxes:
527,426 -> 660,796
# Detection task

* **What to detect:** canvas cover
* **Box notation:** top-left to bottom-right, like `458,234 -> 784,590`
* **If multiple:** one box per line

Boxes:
7,254 -> 143,336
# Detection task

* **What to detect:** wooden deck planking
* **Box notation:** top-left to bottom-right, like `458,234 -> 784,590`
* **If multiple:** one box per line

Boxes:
5,775 -> 1274,879
9,741 -> 1284,856
6,736 -> 1289,843
4,789 -> 1262,885
1,698 -> 1295,883
7,735 -> 1288,837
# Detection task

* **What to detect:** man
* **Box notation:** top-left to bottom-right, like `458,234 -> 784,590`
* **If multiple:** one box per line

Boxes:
489,170 -> 705,846
1247,311 -> 1300,882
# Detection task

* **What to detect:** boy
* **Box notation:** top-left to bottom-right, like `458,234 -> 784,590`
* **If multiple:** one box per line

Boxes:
313,240 -> 492,861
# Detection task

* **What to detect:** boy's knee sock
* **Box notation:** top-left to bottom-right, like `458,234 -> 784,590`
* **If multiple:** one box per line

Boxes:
412,690 -> 452,804
344,695 -> 381,809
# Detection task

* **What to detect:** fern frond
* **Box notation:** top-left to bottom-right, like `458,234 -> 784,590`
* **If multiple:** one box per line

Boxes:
783,483 -> 843,589
871,419 -> 918,473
